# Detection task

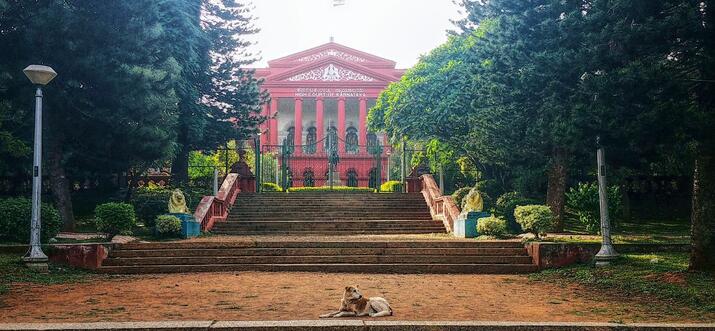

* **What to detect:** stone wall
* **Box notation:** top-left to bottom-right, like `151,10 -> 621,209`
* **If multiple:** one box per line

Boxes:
525,242 -> 690,269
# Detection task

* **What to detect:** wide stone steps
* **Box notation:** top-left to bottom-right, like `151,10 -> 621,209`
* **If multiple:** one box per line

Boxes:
216,192 -> 442,236
99,241 -> 537,274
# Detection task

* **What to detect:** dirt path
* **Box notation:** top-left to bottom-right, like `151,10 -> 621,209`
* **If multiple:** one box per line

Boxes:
1,272 -> 711,323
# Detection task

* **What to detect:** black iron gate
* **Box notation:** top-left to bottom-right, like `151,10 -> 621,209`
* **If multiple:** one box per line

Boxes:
258,129 -> 389,191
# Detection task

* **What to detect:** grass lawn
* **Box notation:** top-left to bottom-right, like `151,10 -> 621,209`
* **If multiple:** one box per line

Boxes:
0,254 -> 91,298
530,253 -> 715,313
545,219 -> 690,244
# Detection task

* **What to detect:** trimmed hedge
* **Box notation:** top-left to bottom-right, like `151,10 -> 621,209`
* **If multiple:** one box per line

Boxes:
495,192 -> 539,232
262,182 -> 283,192
566,182 -> 622,234
155,215 -> 181,237
287,186 -> 376,193
477,216 -> 508,238
514,204 -> 554,238
0,197 -> 61,243
380,181 -> 403,193
94,202 -> 136,237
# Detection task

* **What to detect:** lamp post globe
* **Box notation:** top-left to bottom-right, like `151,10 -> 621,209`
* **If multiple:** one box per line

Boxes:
22,64 -> 57,272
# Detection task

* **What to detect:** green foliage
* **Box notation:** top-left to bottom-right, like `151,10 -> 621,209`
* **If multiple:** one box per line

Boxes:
287,186 -> 375,193
495,192 -> 538,231
380,181 -> 403,193
94,203 -> 136,237
155,215 -> 181,237
477,216 -> 508,238
531,253 -> 715,312
0,197 -> 61,243
566,182 -> 623,234
514,205 -> 554,238
262,182 -> 283,192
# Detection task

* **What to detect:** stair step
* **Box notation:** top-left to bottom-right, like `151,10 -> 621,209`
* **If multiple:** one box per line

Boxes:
98,263 -> 538,274
111,247 -> 529,257
117,241 -> 525,250
103,255 -> 534,266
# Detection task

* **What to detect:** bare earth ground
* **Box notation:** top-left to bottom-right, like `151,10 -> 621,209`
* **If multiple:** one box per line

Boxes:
1,272 -> 712,323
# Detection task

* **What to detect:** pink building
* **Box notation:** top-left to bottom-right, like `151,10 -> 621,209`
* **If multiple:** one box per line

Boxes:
255,42 -> 404,188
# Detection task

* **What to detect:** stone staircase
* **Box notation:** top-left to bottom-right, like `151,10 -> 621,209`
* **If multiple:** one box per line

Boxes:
210,192 -> 446,236
98,240 -> 537,274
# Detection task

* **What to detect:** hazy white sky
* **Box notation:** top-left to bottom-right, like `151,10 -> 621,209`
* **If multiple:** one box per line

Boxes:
247,0 -> 464,68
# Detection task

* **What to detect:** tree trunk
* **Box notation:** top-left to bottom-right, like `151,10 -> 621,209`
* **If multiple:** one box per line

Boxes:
171,143 -> 190,186
47,140 -> 75,232
689,144 -> 715,272
546,148 -> 568,232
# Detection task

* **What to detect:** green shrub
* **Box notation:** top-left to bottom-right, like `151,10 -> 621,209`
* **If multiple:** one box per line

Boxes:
262,182 -> 283,192
477,216 -> 508,238
451,187 -> 472,209
565,182 -> 623,234
495,192 -> 538,232
0,197 -> 62,243
514,205 -> 554,238
287,186 -> 375,193
380,181 -> 403,193
94,203 -> 136,237
155,215 -> 181,237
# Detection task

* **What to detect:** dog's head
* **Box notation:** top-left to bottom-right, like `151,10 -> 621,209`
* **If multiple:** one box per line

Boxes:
343,286 -> 363,301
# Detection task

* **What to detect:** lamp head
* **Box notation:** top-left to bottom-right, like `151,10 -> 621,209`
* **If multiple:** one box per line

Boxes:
23,65 -> 57,85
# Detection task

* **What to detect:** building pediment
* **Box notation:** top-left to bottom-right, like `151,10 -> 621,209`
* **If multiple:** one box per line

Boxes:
267,58 -> 396,84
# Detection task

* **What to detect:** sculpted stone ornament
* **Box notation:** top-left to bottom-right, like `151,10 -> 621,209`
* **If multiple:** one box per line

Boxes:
453,187 -> 485,238
458,187 -> 484,219
168,189 -> 190,214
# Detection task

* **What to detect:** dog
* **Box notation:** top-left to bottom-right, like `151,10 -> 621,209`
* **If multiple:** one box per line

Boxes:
319,286 -> 393,318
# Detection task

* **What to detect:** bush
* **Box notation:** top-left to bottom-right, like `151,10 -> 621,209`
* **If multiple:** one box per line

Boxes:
495,192 -> 538,232
514,205 -> 554,238
477,216 -> 508,238
94,202 -> 136,237
0,197 -> 62,243
565,182 -> 622,234
287,186 -> 375,193
155,215 -> 181,237
452,187 -> 472,209
262,182 -> 283,192
380,181 -> 403,193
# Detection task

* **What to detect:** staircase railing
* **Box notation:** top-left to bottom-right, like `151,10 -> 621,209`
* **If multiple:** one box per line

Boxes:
420,174 -> 460,233
194,173 -> 241,231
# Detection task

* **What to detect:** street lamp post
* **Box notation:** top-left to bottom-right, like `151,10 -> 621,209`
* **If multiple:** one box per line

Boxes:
22,65 -> 57,272
594,136 -> 618,267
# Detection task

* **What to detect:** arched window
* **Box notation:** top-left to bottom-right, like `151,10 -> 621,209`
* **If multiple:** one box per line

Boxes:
345,127 -> 358,154
367,133 -> 378,153
285,127 -> 295,154
368,167 -> 379,189
346,169 -> 358,187
324,126 -> 338,152
305,127 -> 317,154
303,168 -> 315,187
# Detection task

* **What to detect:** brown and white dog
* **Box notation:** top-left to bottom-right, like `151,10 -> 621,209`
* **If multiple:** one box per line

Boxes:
320,286 -> 393,318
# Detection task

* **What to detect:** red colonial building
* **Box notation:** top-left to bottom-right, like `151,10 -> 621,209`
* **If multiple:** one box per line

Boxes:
255,42 -> 404,188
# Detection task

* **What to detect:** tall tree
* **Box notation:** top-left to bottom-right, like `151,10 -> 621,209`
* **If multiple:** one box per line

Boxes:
0,1 -> 181,230
170,0 -> 268,185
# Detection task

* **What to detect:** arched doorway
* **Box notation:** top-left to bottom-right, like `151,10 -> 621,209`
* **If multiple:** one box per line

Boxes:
305,127 -> 317,154
346,168 -> 359,187
302,168 -> 315,187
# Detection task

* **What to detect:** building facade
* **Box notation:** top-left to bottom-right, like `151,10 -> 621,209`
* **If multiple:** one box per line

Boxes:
255,42 -> 404,188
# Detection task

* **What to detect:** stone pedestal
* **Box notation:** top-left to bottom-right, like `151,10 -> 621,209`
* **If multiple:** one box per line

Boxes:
453,211 -> 489,238
326,170 -> 343,186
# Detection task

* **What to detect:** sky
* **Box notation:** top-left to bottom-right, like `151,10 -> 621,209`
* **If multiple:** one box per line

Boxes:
246,0 -> 464,69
